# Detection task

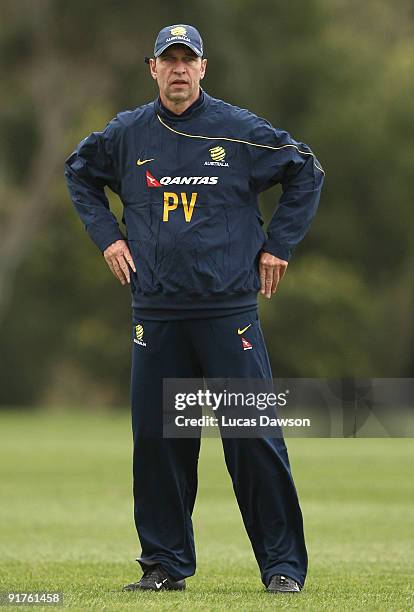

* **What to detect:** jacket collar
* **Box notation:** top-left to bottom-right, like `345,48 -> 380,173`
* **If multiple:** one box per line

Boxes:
154,89 -> 210,121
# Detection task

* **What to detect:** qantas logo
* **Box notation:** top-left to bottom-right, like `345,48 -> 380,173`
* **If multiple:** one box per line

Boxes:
144,171 -> 218,187
146,171 -> 161,187
161,176 -> 218,185
241,337 -> 253,351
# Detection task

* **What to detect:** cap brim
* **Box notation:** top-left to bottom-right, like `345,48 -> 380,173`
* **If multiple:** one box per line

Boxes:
154,40 -> 202,57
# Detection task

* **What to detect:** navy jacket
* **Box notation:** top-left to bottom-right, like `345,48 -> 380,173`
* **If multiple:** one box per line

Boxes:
65,90 -> 324,315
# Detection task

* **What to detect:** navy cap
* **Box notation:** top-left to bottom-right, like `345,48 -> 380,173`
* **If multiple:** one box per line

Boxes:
154,24 -> 203,58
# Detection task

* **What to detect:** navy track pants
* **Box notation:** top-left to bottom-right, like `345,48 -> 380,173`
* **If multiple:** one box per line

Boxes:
130,309 -> 308,588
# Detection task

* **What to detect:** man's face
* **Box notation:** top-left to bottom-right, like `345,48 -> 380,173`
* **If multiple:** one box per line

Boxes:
149,44 -> 207,105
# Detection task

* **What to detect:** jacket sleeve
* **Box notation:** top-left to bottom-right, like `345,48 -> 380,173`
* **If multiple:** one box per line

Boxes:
64,120 -> 125,252
250,119 -> 325,261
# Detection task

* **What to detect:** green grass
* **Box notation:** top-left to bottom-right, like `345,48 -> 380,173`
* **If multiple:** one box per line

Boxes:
0,410 -> 413,610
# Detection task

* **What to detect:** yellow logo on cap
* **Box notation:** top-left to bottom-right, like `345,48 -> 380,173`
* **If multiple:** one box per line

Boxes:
170,26 -> 187,36
209,146 -> 226,162
135,324 -> 144,341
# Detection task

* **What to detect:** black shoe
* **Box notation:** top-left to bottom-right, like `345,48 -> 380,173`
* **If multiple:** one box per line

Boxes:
267,574 -> 301,593
123,564 -> 186,591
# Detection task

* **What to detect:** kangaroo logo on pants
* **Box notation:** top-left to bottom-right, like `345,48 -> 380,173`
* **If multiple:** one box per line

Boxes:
134,324 -> 147,347
241,337 -> 253,351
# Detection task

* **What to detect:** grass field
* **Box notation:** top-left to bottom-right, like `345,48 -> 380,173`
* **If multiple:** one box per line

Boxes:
0,410 -> 413,611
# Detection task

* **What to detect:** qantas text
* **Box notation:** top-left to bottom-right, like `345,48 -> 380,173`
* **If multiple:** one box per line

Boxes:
160,176 -> 218,185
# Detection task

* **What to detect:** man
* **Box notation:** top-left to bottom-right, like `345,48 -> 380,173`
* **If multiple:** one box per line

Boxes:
65,24 -> 324,594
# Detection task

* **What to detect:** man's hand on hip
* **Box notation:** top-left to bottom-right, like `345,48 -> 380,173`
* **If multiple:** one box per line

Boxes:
103,240 -> 136,285
259,252 -> 288,299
